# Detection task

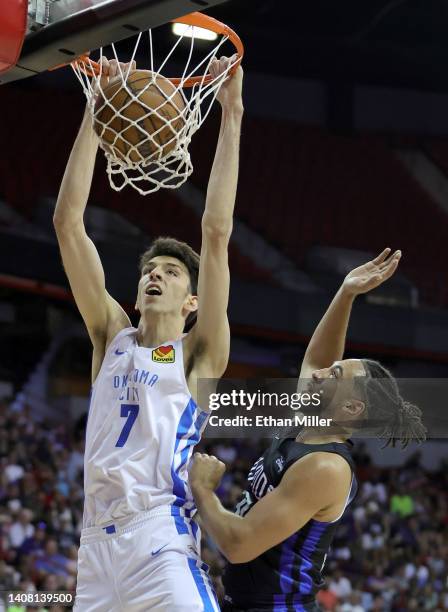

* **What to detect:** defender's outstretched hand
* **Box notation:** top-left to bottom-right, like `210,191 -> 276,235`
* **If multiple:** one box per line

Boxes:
343,248 -> 401,296
189,453 -> 226,492
210,54 -> 243,110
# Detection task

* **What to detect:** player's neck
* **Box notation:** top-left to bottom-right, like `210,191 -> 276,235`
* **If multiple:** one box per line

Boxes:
137,313 -> 184,348
295,428 -> 347,445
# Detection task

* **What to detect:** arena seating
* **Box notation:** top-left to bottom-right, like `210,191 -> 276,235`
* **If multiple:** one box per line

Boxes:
423,138 -> 448,177
191,115 -> 448,307
2,87 -> 448,303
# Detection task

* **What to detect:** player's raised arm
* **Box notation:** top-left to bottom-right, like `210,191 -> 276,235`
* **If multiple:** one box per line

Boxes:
53,60 -> 132,359
188,57 -> 244,378
299,248 -> 401,378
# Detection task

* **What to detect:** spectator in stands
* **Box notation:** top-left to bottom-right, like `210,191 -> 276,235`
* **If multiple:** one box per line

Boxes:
360,473 -> 387,505
33,538 -> 74,578
329,569 -> 352,599
390,483 -> 415,517
3,451 -> 24,484
9,509 -> 34,549
317,583 -> 339,611
0,559 -> 16,591
17,524 -> 46,558
336,590 -> 363,612
66,441 -> 84,484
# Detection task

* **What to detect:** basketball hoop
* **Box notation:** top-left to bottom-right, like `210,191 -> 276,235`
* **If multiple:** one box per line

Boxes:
68,12 -> 243,195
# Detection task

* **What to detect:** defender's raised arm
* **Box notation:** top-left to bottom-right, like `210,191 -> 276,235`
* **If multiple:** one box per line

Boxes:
300,248 -> 401,378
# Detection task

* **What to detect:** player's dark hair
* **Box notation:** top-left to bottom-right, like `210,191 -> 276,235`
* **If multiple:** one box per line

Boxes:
360,359 -> 426,449
139,237 -> 200,330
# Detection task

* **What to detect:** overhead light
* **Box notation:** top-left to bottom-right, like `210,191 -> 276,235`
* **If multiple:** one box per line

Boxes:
172,23 -> 218,41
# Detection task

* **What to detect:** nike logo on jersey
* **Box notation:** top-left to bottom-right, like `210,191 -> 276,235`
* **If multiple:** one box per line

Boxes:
151,543 -> 168,557
115,349 -> 126,356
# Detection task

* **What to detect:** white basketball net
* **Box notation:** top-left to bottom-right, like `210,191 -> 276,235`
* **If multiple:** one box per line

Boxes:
72,26 -> 238,195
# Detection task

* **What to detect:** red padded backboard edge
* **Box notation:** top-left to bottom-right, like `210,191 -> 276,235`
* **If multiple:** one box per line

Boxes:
0,0 -> 28,74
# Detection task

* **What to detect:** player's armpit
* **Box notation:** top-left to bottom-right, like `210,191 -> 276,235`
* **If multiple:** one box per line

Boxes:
223,453 -> 351,563
192,511 -> 204,530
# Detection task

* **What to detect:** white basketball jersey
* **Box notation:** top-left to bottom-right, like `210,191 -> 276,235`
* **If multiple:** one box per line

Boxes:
82,327 -> 209,528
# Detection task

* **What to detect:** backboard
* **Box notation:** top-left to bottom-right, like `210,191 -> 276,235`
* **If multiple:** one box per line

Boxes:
1,0 -> 230,85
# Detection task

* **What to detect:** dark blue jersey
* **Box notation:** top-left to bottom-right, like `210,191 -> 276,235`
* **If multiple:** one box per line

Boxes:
223,437 -> 358,611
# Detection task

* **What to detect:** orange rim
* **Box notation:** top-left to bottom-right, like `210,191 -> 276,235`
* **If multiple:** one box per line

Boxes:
54,12 -> 244,87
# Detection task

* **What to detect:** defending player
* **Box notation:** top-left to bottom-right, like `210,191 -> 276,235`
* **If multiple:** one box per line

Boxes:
53,56 -> 243,611
189,248 -> 426,612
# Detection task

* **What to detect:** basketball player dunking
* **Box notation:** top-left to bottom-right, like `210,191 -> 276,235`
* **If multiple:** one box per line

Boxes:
189,249 -> 426,612
53,56 -> 243,611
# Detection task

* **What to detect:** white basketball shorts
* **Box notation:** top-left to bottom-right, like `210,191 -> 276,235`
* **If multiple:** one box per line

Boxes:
74,507 -> 219,611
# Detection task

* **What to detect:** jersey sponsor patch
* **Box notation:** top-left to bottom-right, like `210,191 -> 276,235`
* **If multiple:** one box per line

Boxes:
152,345 -> 175,363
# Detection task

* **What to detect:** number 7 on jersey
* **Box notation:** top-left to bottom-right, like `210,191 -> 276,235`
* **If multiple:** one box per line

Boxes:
116,404 -> 139,447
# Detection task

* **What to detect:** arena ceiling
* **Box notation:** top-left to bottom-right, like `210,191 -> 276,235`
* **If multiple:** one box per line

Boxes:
9,0 -> 448,93
210,0 -> 448,91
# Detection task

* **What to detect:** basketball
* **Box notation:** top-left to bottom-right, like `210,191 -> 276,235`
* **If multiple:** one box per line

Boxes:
93,70 -> 186,163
